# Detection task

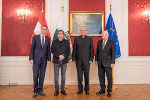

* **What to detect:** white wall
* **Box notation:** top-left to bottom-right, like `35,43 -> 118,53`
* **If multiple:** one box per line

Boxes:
0,0 -> 2,56
0,0 -> 150,85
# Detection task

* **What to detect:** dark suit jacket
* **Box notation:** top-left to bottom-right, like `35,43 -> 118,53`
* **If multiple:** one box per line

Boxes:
72,36 -> 94,65
51,39 -> 70,64
29,35 -> 51,64
95,39 -> 116,67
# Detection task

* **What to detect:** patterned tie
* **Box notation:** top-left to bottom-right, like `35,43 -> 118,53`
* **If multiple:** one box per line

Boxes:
42,36 -> 44,48
102,40 -> 105,50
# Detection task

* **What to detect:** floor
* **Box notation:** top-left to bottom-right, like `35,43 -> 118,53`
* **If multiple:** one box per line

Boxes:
0,84 -> 150,100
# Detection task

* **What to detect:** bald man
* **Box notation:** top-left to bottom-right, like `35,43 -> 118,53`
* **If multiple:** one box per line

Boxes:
95,31 -> 116,97
72,26 -> 94,95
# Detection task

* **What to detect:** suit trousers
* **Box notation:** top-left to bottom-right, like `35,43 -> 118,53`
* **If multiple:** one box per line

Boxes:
33,62 -> 47,93
54,62 -> 67,92
76,63 -> 90,91
98,63 -> 112,92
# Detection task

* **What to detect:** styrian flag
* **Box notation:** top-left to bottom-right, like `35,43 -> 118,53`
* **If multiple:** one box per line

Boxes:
53,14 -> 72,60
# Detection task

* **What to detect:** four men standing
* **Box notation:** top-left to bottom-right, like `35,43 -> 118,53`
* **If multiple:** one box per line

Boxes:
29,26 -> 116,97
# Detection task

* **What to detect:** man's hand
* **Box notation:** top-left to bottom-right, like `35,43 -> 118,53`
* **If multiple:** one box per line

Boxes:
95,61 -> 98,66
30,60 -> 33,64
111,64 -> 114,68
59,55 -> 65,61
48,61 -> 51,64
89,61 -> 92,64
72,61 -> 76,63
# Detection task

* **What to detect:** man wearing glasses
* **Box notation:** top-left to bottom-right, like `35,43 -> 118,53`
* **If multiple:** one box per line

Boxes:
29,25 -> 51,98
72,26 -> 94,95
51,30 -> 70,96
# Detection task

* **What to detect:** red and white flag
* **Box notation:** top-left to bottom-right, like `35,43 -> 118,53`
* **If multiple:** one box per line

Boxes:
30,12 -> 50,44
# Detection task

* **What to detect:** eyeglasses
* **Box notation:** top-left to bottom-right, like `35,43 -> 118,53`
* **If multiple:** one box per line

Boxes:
80,30 -> 86,32
57,32 -> 64,35
42,28 -> 47,30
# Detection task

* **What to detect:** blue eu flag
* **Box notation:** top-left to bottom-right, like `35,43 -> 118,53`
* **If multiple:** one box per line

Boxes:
105,13 -> 121,59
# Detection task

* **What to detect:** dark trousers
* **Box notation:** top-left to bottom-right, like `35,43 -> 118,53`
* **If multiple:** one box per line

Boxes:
54,62 -> 67,92
33,62 -> 47,93
76,63 -> 90,91
98,63 -> 112,92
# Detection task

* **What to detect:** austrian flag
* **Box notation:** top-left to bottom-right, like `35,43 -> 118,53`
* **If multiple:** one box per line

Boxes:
30,12 -> 50,44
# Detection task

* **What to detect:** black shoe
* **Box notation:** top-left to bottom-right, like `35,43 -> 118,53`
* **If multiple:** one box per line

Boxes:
33,93 -> 38,98
61,90 -> 67,95
54,91 -> 59,96
38,92 -> 46,96
96,90 -> 105,95
107,92 -> 112,97
77,90 -> 83,94
85,91 -> 89,95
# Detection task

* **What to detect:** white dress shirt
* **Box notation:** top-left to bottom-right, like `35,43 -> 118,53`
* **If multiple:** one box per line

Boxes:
40,35 -> 45,45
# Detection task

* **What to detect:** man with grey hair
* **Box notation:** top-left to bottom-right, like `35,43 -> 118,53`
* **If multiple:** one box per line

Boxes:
95,31 -> 116,97
72,26 -> 94,95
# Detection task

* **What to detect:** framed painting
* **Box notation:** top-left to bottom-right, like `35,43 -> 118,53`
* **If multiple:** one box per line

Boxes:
70,12 -> 104,36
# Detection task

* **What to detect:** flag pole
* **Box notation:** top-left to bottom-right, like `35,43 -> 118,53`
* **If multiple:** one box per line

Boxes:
61,4 -> 64,13
42,0 -> 44,12
61,0 -> 69,90
110,2 -> 118,90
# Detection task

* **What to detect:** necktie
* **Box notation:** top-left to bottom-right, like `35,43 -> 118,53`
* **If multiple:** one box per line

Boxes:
42,36 -> 44,48
102,40 -> 105,50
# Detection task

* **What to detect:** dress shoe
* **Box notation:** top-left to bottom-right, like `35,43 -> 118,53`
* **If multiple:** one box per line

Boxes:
33,93 -> 38,98
96,90 -> 105,95
77,90 -> 83,94
38,92 -> 46,96
85,91 -> 89,95
54,91 -> 59,96
61,90 -> 67,95
107,92 -> 112,97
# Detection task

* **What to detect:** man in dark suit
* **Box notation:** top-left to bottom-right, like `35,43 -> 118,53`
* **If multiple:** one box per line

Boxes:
72,26 -> 94,95
51,30 -> 70,96
95,31 -> 116,97
29,25 -> 51,98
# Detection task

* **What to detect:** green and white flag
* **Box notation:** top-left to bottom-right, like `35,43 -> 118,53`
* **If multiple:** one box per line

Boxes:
53,14 -> 72,60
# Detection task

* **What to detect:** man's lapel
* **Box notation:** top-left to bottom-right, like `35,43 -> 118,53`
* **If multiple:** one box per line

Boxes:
103,39 -> 110,51
43,35 -> 48,48
84,35 -> 87,44
101,40 -> 103,51
37,35 -> 42,48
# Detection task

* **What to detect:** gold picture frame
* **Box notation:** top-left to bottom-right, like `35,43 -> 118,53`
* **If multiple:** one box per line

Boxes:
70,11 -> 104,36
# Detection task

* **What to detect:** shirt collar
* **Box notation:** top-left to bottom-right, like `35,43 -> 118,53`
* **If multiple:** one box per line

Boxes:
103,40 -> 108,44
